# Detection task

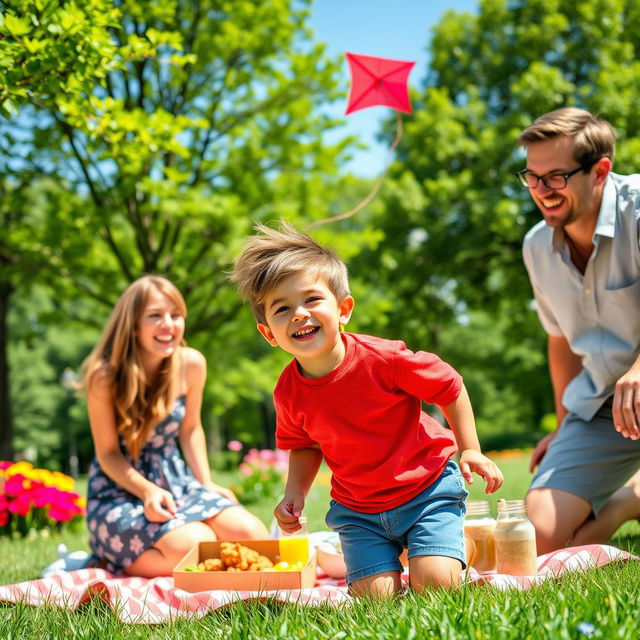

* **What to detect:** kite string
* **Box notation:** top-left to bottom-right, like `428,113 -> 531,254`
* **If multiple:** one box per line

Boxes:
306,112 -> 403,229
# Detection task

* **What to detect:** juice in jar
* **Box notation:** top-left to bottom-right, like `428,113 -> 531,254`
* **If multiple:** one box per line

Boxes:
464,501 -> 496,573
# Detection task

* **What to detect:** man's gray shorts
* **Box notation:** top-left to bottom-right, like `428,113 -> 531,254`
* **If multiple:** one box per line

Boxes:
529,401 -> 640,515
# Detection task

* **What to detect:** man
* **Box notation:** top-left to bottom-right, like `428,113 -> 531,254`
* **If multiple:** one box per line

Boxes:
518,107 -> 640,553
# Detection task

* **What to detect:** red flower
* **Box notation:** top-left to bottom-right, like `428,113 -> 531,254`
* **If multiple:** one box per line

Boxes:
8,494 -> 31,517
4,474 -> 27,497
31,486 -> 58,508
0,510 -> 8,527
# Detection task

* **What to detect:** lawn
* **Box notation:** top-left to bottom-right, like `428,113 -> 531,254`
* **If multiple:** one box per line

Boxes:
1,452 -> 640,639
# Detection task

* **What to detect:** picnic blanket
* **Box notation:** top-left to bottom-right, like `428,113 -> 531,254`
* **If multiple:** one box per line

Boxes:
0,544 -> 635,624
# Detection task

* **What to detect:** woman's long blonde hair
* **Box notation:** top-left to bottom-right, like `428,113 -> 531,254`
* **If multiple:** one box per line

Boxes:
82,275 -> 187,460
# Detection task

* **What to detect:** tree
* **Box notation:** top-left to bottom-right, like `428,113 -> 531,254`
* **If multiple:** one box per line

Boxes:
352,0 -> 640,441
0,0 -> 360,457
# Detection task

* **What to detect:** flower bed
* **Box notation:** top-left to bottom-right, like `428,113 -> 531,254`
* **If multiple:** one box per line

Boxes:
231,448 -> 289,504
0,461 -> 86,537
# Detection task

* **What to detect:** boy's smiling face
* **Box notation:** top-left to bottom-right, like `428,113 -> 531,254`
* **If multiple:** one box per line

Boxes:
257,271 -> 354,378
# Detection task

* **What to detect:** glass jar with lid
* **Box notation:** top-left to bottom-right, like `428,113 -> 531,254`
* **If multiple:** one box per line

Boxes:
494,499 -> 537,576
463,500 -> 496,573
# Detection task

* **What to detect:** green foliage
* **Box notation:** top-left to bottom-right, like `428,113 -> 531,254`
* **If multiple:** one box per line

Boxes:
231,464 -> 285,506
0,0 -> 370,462
230,448 -> 288,505
350,0 -> 640,441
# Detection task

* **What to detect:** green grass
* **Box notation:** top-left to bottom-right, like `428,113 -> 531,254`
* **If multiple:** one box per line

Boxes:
2,453 -> 640,639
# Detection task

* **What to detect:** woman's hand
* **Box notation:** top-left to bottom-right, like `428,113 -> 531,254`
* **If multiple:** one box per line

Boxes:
204,481 -> 238,503
143,486 -> 177,522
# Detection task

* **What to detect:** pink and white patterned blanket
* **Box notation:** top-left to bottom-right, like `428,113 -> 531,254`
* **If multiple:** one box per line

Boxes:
0,544 -> 635,624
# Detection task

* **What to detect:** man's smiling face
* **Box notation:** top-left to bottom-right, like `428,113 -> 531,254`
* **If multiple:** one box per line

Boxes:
525,135 -> 599,229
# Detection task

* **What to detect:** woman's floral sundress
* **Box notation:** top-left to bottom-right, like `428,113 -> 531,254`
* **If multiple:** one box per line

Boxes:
86,396 -> 234,572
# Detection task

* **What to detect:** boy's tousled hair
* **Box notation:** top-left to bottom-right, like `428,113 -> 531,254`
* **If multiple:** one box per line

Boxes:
518,107 -> 616,169
231,221 -> 350,324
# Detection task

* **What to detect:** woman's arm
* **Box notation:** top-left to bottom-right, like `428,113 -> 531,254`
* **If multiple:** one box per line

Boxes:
178,348 -> 237,501
88,367 -> 176,520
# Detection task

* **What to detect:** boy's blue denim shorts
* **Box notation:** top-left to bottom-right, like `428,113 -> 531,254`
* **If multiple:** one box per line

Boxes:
325,460 -> 468,585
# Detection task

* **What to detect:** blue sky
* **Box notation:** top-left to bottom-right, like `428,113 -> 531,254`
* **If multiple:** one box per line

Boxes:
309,0 -> 478,177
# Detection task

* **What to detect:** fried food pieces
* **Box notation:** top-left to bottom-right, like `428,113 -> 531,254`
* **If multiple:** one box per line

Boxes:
196,542 -> 274,572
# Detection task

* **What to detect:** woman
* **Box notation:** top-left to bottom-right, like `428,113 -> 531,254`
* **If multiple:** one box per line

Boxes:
83,275 -> 268,577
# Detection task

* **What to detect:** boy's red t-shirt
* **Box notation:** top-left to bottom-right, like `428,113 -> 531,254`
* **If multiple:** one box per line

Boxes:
275,332 -> 462,513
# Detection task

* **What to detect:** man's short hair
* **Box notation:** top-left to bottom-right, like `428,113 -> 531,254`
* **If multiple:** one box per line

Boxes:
518,107 -> 616,169
230,221 -> 350,324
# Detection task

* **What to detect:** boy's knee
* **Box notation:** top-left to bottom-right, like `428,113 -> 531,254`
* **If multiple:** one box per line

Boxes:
408,556 -> 462,591
349,571 -> 402,599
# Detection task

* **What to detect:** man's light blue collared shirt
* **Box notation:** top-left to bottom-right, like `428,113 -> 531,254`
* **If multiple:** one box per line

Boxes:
523,172 -> 640,421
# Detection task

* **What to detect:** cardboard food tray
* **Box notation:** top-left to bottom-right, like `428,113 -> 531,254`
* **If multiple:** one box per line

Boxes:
173,540 -> 318,592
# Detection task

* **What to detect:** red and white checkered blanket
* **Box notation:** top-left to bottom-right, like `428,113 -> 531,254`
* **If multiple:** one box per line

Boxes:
0,544 -> 635,624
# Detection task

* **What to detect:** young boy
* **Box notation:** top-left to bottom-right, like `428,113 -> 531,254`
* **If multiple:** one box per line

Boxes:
231,222 -> 503,597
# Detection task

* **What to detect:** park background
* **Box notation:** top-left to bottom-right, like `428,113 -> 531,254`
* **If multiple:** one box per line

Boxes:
2,0 -> 639,478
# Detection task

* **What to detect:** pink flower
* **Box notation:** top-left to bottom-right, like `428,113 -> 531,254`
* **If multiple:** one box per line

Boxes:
129,534 -> 144,555
243,448 -> 260,465
31,486 -> 58,508
227,440 -> 243,452
109,535 -> 124,553
239,462 -> 253,477
0,510 -> 8,526
0,461 -> 13,470
9,494 -> 31,517
258,449 -> 276,464
98,523 -> 109,543
4,474 -> 27,497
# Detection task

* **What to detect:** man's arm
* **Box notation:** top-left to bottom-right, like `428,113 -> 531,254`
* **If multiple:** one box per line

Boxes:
529,335 -> 582,472
548,335 -> 583,426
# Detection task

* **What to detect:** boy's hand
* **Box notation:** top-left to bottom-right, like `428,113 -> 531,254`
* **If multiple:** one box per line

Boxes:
274,493 -> 305,533
459,449 -> 503,494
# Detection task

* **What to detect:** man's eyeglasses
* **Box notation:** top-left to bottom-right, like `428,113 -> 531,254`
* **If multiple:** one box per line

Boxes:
516,165 -> 585,190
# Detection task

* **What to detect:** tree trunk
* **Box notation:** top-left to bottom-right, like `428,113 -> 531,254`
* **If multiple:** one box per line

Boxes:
0,279 -> 14,460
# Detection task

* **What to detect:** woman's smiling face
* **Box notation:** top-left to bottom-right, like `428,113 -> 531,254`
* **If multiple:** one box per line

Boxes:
136,287 -> 185,363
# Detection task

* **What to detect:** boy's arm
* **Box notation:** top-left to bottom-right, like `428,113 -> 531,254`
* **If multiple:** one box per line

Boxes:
274,446 -> 323,533
440,384 -> 503,494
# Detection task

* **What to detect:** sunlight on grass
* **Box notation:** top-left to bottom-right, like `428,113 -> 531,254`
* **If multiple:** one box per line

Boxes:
2,451 -> 640,639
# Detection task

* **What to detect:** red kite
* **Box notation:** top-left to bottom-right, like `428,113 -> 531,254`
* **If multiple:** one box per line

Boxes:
308,52 -> 416,229
345,52 -> 415,115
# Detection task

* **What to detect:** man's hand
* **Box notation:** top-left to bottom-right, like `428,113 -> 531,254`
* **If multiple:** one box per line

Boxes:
528,431 -> 557,473
613,361 -> 640,440
458,449 -> 504,494
273,493 -> 305,533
